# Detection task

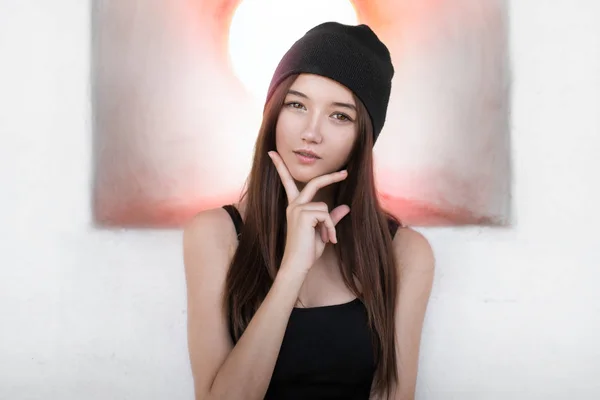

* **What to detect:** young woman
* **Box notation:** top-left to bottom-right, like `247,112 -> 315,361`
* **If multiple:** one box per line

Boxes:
183,22 -> 435,400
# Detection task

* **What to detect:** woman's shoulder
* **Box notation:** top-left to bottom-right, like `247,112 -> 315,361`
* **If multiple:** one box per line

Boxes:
183,206 -> 241,260
184,205 -> 236,233
391,226 -> 435,273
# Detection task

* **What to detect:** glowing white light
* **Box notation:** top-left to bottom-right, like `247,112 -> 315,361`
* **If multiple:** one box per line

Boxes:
228,0 -> 358,104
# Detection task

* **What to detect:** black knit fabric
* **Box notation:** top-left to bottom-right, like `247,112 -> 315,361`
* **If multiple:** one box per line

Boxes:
266,21 -> 394,144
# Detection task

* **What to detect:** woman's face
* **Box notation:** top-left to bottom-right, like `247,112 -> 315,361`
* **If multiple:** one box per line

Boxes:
275,74 -> 358,184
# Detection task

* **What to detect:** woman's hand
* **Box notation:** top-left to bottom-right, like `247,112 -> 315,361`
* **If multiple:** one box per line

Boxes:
268,151 -> 351,276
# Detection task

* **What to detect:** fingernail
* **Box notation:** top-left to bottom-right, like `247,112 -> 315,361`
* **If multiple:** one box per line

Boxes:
340,170 -> 347,175
267,151 -> 273,158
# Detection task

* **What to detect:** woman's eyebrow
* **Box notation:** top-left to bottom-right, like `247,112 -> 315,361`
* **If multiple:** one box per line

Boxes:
287,90 -> 356,111
287,89 -> 308,99
332,102 -> 356,111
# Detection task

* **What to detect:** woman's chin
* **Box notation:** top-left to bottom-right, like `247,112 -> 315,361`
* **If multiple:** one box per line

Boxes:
289,167 -> 322,184
290,173 -> 314,184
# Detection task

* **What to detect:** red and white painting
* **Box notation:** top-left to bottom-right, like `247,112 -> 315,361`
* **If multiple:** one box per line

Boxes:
92,0 -> 511,228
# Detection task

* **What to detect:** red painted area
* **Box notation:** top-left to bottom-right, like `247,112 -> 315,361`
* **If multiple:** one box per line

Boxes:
94,190 -> 242,229
94,189 -> 501,229
379,193 -> 502,227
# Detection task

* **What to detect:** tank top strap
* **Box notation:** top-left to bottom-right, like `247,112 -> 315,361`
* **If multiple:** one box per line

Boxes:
387,217 -> 403,239
222,204 -> 243,240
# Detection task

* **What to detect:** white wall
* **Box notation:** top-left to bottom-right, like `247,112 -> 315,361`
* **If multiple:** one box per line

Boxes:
1,1 -> 598,399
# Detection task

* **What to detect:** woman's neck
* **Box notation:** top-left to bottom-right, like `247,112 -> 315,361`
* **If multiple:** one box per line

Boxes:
296,181 -> 337,209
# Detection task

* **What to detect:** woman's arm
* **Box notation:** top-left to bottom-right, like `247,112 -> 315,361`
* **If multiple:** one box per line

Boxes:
183,209 -> 305,400
390,228 -> 435,400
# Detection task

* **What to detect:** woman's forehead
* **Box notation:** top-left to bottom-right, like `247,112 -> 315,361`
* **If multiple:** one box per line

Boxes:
289,74 -> 355,104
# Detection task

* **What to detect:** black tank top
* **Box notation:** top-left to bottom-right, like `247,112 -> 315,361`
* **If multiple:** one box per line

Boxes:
222,205 -> 400,400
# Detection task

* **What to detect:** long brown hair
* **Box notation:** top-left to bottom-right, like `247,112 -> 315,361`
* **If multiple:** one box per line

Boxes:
224,74 -> 400,397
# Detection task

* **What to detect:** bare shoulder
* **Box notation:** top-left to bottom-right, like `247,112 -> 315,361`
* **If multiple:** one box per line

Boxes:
182,207 -> 239,311
182,207 -> 240,397
184,207 -> 239,247
392,227 -> 435,273
389,231 -> 435,399
182,206 -> 239,306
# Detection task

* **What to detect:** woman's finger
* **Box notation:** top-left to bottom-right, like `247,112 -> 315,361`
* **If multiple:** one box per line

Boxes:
329,204 -> 351,226
308,211 -> 337,244
268,151 -> 299,203
319,222 -> 328,243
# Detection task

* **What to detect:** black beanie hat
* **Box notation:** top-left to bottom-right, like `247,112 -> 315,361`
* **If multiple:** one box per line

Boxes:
265,21 -> 394,144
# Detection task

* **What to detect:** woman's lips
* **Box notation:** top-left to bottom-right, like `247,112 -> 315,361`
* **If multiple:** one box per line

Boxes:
293,151 -> 320,164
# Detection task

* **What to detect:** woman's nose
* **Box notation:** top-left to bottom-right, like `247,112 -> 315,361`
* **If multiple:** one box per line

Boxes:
300,114 -> 323,144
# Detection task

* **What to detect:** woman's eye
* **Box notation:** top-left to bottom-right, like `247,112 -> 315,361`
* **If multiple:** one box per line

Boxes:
286,102 -> 304,109
333,113 -> 353,122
